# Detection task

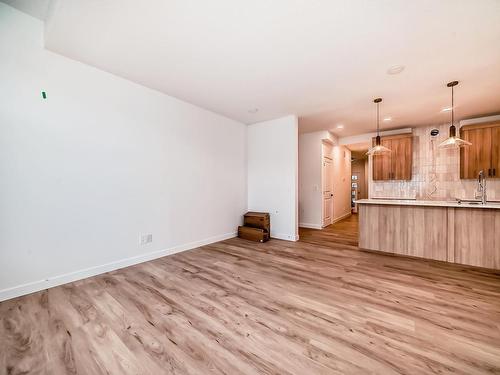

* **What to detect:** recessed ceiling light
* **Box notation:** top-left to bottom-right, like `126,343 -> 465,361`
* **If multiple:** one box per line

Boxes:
336,124 -> 344,129
383,117 -> 392,122
441,107 -> 452,112
248,108 -> 258,114
387,65 -> 405,75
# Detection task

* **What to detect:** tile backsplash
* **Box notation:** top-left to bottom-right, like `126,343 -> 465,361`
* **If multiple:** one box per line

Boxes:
369,124 -> 500,201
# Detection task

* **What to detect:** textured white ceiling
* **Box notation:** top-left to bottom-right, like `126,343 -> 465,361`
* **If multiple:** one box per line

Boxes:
5,0 -> 500,136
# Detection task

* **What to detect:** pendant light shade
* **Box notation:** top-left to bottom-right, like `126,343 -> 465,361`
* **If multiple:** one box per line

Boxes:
366,98 -> 391,155
438,81 -> 471,149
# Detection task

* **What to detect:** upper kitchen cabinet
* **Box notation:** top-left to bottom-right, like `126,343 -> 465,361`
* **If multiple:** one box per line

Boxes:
372,134 -> 413,181
460,121 -> 500,179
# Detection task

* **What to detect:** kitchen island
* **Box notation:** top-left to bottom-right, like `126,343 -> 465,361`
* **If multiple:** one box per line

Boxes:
357,199 -> 500,270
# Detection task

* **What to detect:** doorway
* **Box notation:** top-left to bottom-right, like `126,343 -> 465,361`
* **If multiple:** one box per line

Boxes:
322,141 -> 334,227
348,143 -> 369,213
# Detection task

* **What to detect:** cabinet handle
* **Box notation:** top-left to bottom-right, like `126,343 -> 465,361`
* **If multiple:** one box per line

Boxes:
489,168 -> 492,177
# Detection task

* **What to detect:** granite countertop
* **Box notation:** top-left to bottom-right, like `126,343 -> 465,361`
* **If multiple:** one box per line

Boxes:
355,198 -> 500,209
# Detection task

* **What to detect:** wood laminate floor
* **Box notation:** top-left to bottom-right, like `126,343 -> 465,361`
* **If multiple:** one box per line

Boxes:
299,214 -> 359,248
1,216 -> 500,374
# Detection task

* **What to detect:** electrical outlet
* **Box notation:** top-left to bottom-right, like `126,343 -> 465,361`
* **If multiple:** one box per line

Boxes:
140,234 -> 153,245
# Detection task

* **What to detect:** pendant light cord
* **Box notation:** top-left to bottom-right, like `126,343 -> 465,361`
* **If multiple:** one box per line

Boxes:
451,84 -> 454,126
376,101 -> 380,136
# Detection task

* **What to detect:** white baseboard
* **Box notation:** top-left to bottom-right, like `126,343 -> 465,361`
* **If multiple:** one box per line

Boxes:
332,212 -> 352,224
299,222 -> 322,229
271,232 -> 299,242
0,232 -> 236,302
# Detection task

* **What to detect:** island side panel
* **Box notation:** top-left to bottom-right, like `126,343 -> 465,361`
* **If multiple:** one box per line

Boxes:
454,208 -> 500,269
447,208 -> 455,263
359,203 -> 447,261
398,206 -> 447,261
359,204 -> 402,253
359,204 -> 382,251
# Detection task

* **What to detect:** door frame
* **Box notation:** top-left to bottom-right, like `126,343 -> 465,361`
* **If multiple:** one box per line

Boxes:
321,140 -> 334,227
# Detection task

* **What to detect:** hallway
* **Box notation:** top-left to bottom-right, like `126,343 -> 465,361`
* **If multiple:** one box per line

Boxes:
299,214 -> 358,248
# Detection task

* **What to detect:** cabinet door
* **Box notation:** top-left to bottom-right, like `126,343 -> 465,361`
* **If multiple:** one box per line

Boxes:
391,136 -> 413,180
372,139 -> 392,180
460,128 -> 492,179
491,126 -> 500,178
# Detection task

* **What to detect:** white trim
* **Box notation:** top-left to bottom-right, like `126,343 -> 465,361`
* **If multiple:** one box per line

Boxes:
0,232 -> 236,302
299,222 -> 322,229
271,232 -> 299,241
331,212 -> 352,224
460,114 -> 500,127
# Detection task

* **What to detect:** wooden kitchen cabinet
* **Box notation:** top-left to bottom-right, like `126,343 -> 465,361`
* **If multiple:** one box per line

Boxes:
392,136 -> 412,180
372,138 -> 392,180
460,121 -> 500,179
490,126 -> 500,177
372,134 -> 413,181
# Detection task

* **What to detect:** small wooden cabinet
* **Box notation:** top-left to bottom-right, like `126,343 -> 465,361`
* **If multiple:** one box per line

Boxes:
238,212 -> 270,242
372,134 -> 413,180
243,212 -> 270,233
460,121 -> 500,179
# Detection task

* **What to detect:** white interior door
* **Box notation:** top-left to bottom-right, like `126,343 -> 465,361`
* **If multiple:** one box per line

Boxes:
322,157 -> 333,227
351,172 -> 359,213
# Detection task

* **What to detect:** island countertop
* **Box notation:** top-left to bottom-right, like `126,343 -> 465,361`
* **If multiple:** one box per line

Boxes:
355,198 -> 500,209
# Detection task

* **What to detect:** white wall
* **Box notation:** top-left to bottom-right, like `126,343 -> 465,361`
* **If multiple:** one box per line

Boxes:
299,131 -> 351,228
298,131 -> 330,229
247,116 -> 298,241
0,5 -> 247,301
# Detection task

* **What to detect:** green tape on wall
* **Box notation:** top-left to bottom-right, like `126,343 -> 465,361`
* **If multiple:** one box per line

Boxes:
41,91 -> 47,99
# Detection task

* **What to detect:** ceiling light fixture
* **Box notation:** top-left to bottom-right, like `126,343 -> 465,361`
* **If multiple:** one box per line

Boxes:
336,124 -> 344,129
387,65 -> 405,75
441,107 -> 452,112
438,81 -> 471,149
366,98 -> 391,156
383,117 -> 392,122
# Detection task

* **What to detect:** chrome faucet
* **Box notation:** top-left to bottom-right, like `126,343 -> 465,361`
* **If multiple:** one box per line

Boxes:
475,170 -> 487,204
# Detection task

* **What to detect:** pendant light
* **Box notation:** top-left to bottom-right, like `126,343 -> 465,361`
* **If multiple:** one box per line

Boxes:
438,81 -> 471,149
366,98 -> 391,155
